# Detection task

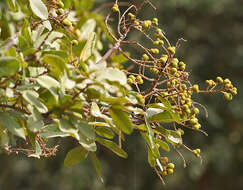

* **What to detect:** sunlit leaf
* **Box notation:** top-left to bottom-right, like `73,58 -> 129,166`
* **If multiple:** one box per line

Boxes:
29,0 -> 48,20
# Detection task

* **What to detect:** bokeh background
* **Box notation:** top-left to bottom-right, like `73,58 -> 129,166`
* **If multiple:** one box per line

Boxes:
0,0 -> 243,189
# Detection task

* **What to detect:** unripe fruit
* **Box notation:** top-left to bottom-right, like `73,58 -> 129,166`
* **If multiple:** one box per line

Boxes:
231,87 -> 237,95
167,169 -> 174,174
150,48 -> 159,54
216,76 -> 223,83
159,56 -> 168,64
223,92 -> 232,101
193,123 -> 201,130
152,18 -> 158,26
144,20 -> 152,29
224,78 -> 231,85
153,40 -> 160,46
133,20 -> 139,25
127,78 -> 133,84
136,94 -> 145,105
129,75 -> 136,81
190,118 -> 198,125
150,68 -> 159,74
171,58 -> 179,67
128,13 -> 135,20
195,149 -> 201,154
192,84 -> 199,93
142,53 -> 149,60
181,84 -> 187,90
62,18 -> 72,27
71,39 -> 78,46
112,3 -> 119,12
167,163 -> 175,169
57,0 -> 64,8
192,107 -> 200,115
57,8 -> 64,15
168,46 -> 176,55
136,75 -> 142,81
171,68 -> 177,74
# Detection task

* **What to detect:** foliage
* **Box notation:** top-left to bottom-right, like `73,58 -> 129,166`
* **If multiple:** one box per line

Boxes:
0,0 -> 237,184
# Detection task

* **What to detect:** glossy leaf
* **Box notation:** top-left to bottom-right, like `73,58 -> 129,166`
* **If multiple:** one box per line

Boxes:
154,138 -> 170,152
96,137 -> 128,158
64,146 -> 89,167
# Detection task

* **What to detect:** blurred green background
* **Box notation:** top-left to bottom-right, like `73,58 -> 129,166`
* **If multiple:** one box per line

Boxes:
0,0 -> 243,189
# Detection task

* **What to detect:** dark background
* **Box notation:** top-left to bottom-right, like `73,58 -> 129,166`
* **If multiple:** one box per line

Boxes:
0,0 -> 243,189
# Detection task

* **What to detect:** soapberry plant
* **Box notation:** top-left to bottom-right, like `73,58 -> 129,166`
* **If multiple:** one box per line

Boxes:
0,0 -> 237,184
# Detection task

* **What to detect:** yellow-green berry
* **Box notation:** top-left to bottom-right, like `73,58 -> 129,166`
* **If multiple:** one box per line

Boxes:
192,107 -> 200,115
168,46 -> 176,55
142,53 -> 149,60
112,3 -> 119,12
63,18 -> 72,26
159,56 -> 168,64
57,0 -> 64,8
152,18 -> 158,26
192,84 -> 199,93
128,13 -> 135,20
71,39 -> 78,46
216,77 -> 223,83
167,169 -> 174,174
167,163 -> 175,169
144,20 -> 152,29
223,92 -> 232,101
193,123 -> 201,130
150,48 -> 159,54
161,157 -> 168,165
57,8 -> 64,15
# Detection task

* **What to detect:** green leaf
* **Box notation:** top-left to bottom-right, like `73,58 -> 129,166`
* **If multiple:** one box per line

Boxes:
166,130 -> 182,145
147,110 -> 176,123
27,106 -> 44,132
73,120 -> 95,140
29,0 -> 48,20
42,54 -> 67,78
64,146 -> 89,167
90,152 -> 103,183
109,107 -> 133,135
110,52 -> 130,64
56,119 -> 80,140
80,0 -> 94,11
140,131 -> 160,158
80,19 -> 96,40
0,112 -> 26,140
147,147 -> 156,167
6,0 -> 18,12
96,137 -> 128,158
0,57 -> 20,77
95,126 -> 115,139
23,90 -> 48,113
154,138 -> 170,152
80,32 -> 96,62
39,132 -> 69,138
95,68 -> 127,86
36,75 -> 60,102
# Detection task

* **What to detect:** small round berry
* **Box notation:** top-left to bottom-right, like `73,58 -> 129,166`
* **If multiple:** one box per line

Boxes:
144,20 -> 152,29
142,54 -> 149,60
167,163 -> 175,169
216,77 -> 223,83
129,75 -> 136,81
57,0 -> 64,8
112,3 -> 119,12
57,8 -> 64,15
192,107 -> 200,115
62,18 -> 72,27
223,92 -> 232,101
193,123 -> 201,130
192,84 -> 199,93
71,39 -> 78,46
152,18 -> 158,26
161,157 -> 168,165
159,56 -> 168,64
167,46 -> 176,55
167,168 -> 174,174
